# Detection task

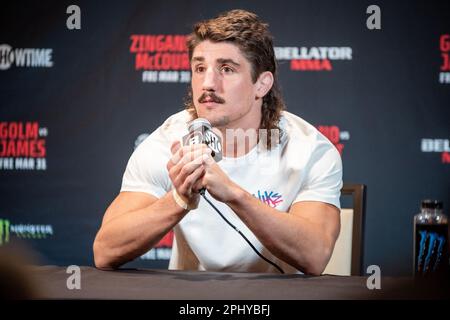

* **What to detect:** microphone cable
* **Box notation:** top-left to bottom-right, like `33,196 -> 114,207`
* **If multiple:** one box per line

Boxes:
199,188 -> 284,274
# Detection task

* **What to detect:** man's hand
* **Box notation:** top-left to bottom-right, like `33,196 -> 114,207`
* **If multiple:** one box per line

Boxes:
167,141 -> 211,208
168,141 -> 242,205
195,151 -> 241,204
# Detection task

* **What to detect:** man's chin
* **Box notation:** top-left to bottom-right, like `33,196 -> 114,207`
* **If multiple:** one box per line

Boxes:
207,116 -> 230,128
195,110 -> 230,127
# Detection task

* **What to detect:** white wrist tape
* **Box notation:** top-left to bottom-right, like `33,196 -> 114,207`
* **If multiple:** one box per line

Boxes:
172,189 -> 197,210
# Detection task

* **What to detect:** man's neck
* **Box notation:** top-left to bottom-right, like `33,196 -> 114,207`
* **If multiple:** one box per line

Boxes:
220,132 -> 258,158
217,112 -> 261,158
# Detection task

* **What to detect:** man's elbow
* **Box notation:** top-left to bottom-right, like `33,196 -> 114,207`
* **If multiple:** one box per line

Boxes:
93,255 -> 113,270
302,261 -> 327,276
301,261 -> 325,276
298,243 -> 334,276
93,238 -> 118,270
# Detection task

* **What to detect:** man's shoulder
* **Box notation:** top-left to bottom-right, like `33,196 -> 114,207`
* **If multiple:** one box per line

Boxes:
158,110 -> 191,135
281,111 -> 340,158
140,110 -> 190,146
281,111 -> 324,143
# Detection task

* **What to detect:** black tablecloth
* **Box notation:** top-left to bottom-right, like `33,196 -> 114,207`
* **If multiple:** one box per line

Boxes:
21,266 -> 448,300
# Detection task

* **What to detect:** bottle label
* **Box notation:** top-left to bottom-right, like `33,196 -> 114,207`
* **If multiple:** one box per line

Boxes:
414,223 -> 449,276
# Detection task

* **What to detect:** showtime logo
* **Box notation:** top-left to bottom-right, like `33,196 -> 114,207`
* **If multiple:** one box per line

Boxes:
421,139 -> 450,164
439,34 -> 450,84
317,125 -> 350,155
129,34 -> 190,83
0,122 -> 48,170
275,46 -> 352,71
0,44 -> 53,70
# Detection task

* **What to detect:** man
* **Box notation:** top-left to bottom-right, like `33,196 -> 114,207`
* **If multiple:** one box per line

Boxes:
93,9 -> 342,275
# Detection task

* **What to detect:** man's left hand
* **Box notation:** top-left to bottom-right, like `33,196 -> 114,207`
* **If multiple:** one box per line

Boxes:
193,153 -> 241,203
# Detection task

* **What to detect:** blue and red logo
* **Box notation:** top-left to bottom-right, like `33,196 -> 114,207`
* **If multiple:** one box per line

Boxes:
253,190 -> 283,208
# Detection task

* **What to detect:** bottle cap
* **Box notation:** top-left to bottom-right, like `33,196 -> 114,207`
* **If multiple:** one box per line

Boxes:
431,200 -> 443,210
421,199 -> 433,210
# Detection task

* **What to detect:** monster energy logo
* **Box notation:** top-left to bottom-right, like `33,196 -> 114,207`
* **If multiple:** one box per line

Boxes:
0,219 -> 10,244
417,231 -> 447,273
10,224 -> 53,239
0,219 -> 53,244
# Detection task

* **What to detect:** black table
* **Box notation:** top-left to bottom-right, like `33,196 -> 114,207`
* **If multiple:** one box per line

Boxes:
21,266 -> 447,300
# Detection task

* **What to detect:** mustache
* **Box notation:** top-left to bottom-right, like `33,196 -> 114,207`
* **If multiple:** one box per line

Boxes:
198,92 -> 225,104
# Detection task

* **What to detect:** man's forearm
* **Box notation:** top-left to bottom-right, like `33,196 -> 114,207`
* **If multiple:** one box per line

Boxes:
93,191 -> 187,269
225,187 -> 332,275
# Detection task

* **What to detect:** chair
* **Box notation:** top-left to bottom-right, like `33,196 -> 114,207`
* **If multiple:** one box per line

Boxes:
322,183 -> 366,276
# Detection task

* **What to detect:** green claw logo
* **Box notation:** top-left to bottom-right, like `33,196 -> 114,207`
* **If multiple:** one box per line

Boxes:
0,219 -> 10,245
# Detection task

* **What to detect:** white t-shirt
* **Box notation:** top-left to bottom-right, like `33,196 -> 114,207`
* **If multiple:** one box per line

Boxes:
121,110 -> 343,274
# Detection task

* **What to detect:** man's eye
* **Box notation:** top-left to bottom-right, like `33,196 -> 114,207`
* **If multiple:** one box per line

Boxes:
195,66 -> 205,73
221,66 -> 234,74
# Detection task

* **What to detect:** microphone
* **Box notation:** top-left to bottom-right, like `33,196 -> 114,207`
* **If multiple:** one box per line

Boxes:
182,118 -> 222,195
182,118 -> 222,162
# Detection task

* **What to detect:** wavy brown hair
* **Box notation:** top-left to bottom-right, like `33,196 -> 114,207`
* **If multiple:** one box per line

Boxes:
184,9 -> 286,149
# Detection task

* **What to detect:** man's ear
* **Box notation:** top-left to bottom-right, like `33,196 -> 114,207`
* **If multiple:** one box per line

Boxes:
255,71 -> 274,99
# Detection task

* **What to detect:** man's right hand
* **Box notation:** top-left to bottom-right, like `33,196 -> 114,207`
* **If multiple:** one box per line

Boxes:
167,141 -> 211,209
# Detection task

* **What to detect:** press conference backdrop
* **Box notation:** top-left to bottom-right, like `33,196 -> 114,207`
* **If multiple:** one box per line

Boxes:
0,0 -> 449,275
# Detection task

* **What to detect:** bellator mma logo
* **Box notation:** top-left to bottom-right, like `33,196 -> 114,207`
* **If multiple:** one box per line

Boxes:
317,125 -> 350,156
421,139 -> 450,164
129,34 -> 191,83
439,34 -> 450,84
0,122 -> 48,170
274,46 -> 352,71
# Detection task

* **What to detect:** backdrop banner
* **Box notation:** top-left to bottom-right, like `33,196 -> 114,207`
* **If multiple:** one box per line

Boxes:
0,0 -> 449,276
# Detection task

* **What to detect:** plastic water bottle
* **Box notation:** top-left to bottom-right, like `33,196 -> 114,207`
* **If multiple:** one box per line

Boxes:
413,200 -> 449,277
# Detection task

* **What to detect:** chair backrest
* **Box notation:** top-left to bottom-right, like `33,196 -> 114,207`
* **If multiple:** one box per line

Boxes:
323,183 -> 366,276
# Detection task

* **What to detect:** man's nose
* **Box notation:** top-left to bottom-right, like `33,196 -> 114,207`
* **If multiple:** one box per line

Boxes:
202,68 -> 219,91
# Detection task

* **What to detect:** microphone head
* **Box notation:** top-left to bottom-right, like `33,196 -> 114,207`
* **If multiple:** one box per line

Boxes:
188,118 -> 212,132
183,117 -> 222,162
